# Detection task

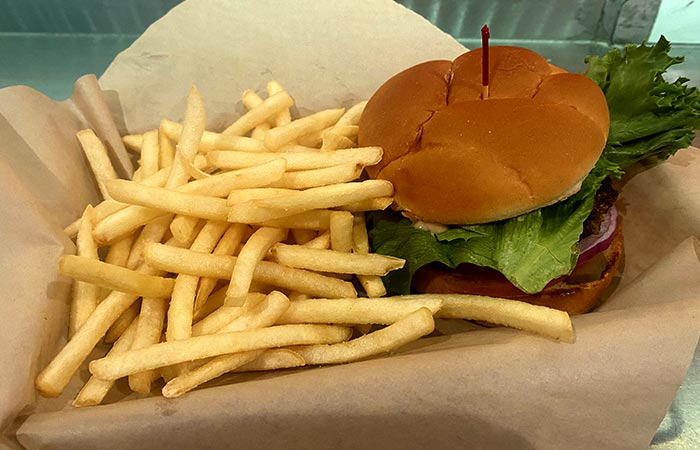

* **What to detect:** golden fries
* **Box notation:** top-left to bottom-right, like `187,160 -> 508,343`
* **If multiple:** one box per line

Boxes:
226,227 -> 287,301
208,146 -> 382,170
270,243 -> 405,275
59,255 -> 174,298
89,324 -> 352,381
434,294 -> 575,343
165,85 -> 206,188
276,297 -> 443,325
39,81 -> 576,408
223,91 -> 294,136
69,205 -> 100,337
143,243 -> 358,299
160,119 -> 266,152
292,307 -> 435,365
76,129 -> 119,200
73,318 -> 139,407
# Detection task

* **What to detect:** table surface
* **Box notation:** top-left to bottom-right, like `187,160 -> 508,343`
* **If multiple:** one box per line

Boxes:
1,33 -> 699,449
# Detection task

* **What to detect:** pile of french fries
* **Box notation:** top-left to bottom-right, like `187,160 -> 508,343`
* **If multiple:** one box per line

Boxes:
35,81 -> 574,406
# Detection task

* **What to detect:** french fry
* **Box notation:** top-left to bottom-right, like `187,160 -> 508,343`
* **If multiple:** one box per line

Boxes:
227,188 -> 295,206
69,205 -> 100,337
59,255 -> 174,298
93,206 -> 167,246
158,121 -> 176,169
338,196 -> 393,213
160,119 -> 267,153
301,231 -> 331,249
175,149 -> 211,181
251,179 -> 392,212
72,318 -> 139,407
241,89 -> 264,110
104,232 -> 136,267
219,291 -> 290,333
167,220 -> 230,342
194,285 -> 228,322
165,85 -> 206,189
299,102 -> 364,149
320,130 -> 356,151
277,144 -> 324,153
226,227 -> 288,301
223,91 -> 294,136
299,124 -> 358,149
164,296 -> 294,394
131,167 -> 143,183
208,146 -> 382,171
126,214 -> 174,269
182,159 -> 287,197
64,166 -> 174,239
191,220 -> 231,252
251,124 -> 270,140
330,211 -> 354,253
89,324 -> 352,381
76,129 -> 119,200
276,297 -> 443,325
264,108 -> 345,150
335,100 -> 367,127
228,180 -> 392,223
241,89 -> 272,138
291,228 -> 317,245
433,294 -> 575,342
138,129 -> 160,178
271,243 -> 405,276
166,274 -> 200,342
122,134 -> 143,153
104,301 -> 140,344
93,159 -> 281,244
266,80 -> 292,127
162,350 -> 265,398
291,307 -> 435,365
105,180 -> 229,221
231,349 -> 305,372
35,263 -> 163,397
269,163 -> 363,190
128,296 -> 168,394
192,305 -> 243,337
144,243 -> 357,299
255,210 -> 332,230
287,291 -> 311,301
194,223 -> 249,311
352,213 -> 387,298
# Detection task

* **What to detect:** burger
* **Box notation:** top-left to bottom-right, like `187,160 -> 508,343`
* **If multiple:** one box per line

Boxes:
359,37 -> 700,314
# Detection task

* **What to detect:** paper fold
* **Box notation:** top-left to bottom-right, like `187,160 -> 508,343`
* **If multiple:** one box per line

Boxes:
1,1 -> 699,449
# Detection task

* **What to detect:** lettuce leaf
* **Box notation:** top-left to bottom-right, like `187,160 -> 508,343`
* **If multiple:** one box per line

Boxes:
370,37 -> 700,295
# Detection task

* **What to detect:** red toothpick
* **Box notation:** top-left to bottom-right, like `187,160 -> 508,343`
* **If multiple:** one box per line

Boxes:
481,24 -> 490,99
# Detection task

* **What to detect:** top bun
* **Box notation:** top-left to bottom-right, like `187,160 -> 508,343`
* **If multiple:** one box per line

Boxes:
358,46 -> 610,224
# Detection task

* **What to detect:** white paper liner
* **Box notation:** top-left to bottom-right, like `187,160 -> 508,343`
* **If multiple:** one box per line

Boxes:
1,1 -> 699,449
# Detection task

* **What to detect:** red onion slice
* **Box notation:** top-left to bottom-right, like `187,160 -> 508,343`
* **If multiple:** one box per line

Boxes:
576,206 -> 618,267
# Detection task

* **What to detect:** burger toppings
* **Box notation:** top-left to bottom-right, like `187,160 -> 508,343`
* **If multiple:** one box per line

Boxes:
363,37 -> 700,298
578,205 -> 618,267
582,178 -> 618,237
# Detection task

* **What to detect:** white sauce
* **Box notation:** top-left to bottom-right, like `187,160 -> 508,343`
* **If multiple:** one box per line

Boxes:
411,220 -> 449,234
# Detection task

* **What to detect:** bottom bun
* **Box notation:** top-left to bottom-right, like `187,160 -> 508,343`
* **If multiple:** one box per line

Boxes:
413,222 -> 624,315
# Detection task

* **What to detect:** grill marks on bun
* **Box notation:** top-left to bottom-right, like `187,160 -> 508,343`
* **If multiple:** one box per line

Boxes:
359,47 -> 610,225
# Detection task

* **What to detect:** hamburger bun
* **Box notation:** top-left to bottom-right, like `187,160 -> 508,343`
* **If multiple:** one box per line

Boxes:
358,46 -> 610,225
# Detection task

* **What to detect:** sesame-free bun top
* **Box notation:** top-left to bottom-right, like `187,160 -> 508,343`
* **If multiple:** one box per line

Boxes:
358,46 -> 610,224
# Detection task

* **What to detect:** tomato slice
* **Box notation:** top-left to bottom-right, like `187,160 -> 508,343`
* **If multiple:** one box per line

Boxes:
413,263 -> 564,298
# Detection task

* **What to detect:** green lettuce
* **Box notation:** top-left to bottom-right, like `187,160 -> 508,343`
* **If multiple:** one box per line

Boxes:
369,37 -> 700,295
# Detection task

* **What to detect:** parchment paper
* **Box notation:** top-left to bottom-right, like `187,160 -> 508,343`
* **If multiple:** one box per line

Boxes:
2,1 -> 700,449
